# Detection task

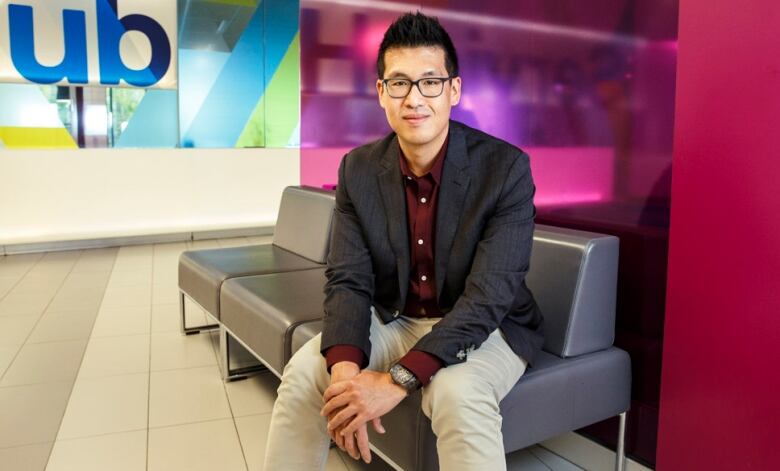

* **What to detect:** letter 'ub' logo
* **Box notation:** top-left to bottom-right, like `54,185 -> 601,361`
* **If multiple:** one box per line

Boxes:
1,0 -> 177,88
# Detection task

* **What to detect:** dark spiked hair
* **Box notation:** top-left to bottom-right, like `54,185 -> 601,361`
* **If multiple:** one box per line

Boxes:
376,12 -> 459,79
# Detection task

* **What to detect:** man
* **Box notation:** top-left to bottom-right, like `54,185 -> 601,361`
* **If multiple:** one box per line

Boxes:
263,12 -> 543,471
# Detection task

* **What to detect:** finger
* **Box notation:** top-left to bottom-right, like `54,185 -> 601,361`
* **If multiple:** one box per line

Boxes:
323,381 -> 350,402
356,425 -> 372,463
328,410 -> 345,446
332,426 -> 346,452
342,413 -> 368,437
343,428 -> 359,460
371,417 -> 386,434
327,425 -> 338,447
327,406 -> 358,432
320,393 -> 352,417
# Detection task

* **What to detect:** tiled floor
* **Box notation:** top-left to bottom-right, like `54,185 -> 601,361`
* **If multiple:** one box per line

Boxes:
0,237 -> 597,470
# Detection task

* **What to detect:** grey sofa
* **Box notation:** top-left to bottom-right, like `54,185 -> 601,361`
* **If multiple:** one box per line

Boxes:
177,186 -> 336,333
218,224 -> 631,471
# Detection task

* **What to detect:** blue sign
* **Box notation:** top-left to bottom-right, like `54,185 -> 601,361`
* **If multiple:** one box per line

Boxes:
0,0 -> 177,89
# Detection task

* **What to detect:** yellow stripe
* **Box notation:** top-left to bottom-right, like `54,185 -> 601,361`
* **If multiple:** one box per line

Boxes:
204,0 -> 258,7
0,127 -> 78,149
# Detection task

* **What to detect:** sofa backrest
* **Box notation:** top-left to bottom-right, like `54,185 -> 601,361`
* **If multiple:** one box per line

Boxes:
526,225 -> 619,358
273,186 -> 336,264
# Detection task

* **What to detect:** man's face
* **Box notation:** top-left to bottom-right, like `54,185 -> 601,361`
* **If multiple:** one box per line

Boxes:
377,46 -> 461,149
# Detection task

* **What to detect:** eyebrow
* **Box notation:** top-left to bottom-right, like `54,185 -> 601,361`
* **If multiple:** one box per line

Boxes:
385,70 -> 440,79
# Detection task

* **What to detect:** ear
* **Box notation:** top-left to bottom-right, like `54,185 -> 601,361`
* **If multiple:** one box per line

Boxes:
449,76 -> 462,107
376,79 -> 386,109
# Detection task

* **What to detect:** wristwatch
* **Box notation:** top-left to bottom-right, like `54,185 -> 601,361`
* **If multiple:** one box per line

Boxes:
389,363 -> 421,394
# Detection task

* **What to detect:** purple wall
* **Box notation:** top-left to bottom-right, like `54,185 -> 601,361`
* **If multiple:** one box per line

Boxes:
301,1 -> 679,465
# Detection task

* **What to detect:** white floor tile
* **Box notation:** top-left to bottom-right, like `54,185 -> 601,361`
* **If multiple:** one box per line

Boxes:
0,339 -> 87,387
0,254 -> 41,279
529,445 -> 584,470
0,442 -> 52,471
151,303 -> 180,333
0,293 -> 50,317
57,373 -> 148,439
148,419 -> 246,471
100,285 -> 152,309
541,432 -> 651,471
0,276 -> 19,299
78,334 -> 150,379
91,306 -> 151,337
505,448 -> 553,471
234,413 -> 272,471
0,315 -> 38,345
148,365 -> 231,428
0,382 -> 72,448
47,430 -> 147,471
27,309 -> 97,344
224,373 -> 278,417
107,271 -> 153,287
0,344 -> 21,376
152,284 -> 180,305
150,331 -> 217,371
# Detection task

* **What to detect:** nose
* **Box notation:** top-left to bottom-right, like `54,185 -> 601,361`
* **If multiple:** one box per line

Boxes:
403,83 -> 425,108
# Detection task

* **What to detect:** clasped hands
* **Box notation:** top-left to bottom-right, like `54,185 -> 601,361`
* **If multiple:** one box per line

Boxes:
320,361 -> 408,463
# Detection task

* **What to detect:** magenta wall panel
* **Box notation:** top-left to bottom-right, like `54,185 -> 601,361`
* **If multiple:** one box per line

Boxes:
301,1 -> 679,464
657,0 -> 780,469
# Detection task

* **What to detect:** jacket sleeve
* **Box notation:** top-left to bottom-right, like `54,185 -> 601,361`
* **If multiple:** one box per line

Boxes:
320,154 -> 376,363
411,152 -> 536,366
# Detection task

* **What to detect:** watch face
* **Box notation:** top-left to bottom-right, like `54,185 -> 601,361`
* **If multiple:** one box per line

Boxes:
391,364 -> 418,391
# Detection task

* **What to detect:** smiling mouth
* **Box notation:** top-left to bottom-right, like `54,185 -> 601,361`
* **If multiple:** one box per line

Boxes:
403,115 -> 429,124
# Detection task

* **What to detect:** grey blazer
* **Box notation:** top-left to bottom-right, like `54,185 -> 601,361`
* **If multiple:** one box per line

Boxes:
321,120 -> 544,368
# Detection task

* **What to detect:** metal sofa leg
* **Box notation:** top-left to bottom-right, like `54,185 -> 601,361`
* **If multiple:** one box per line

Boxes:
180,291 -> 219,335
615,411 -> 627,471
218,326 -> 267,382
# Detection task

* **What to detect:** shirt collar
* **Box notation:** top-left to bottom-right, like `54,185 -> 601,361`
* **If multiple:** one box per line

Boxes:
398,134 -> 449,185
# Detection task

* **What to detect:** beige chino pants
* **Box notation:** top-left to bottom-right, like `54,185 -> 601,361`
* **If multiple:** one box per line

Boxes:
262,309 -> 527,471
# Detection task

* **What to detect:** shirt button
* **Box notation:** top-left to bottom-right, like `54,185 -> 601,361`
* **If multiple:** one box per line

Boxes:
417,239 -> 424,245
420,197 -> 427,203
406,176 -> 412,181
421,275 -> 428,281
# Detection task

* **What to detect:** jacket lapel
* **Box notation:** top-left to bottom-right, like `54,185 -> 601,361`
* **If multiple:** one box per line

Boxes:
376,136 -> 411,304
435,123 -> 470,299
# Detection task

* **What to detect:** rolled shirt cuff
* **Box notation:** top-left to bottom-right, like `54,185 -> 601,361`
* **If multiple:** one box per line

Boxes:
325,345 -> 367,373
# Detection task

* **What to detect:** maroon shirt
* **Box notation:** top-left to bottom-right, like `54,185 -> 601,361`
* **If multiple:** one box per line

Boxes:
326,137 -> 449,386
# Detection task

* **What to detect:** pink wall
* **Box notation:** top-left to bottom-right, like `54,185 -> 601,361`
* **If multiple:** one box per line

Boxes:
302,146 -> 616,208
657,0 -> 780,469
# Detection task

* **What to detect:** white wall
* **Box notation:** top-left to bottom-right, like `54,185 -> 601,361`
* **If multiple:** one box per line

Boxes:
0,147 -> 299,245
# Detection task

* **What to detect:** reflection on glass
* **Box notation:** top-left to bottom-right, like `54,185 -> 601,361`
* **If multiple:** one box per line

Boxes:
0,0 -> 299,149
178,0 -> 300,148
108,88 -> 146,146
300,0 -> 679,465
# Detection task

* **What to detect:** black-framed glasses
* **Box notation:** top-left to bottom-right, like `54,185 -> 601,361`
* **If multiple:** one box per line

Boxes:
381,77 -> 453,98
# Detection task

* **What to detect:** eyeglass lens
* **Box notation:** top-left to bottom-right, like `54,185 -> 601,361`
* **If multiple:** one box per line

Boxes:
386,78 -> 447,98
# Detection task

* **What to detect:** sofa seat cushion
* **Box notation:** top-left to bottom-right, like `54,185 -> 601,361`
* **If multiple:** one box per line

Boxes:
220,268 -> 327,375
291,320 -> 323,360
178,244 -> 322,317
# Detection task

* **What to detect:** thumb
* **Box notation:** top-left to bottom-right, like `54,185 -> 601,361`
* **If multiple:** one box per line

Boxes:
371,417 -> 386,434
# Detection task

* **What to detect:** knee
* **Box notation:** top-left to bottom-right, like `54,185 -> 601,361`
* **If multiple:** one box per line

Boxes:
423,369 -> 500,421
278,335 -> 328,395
